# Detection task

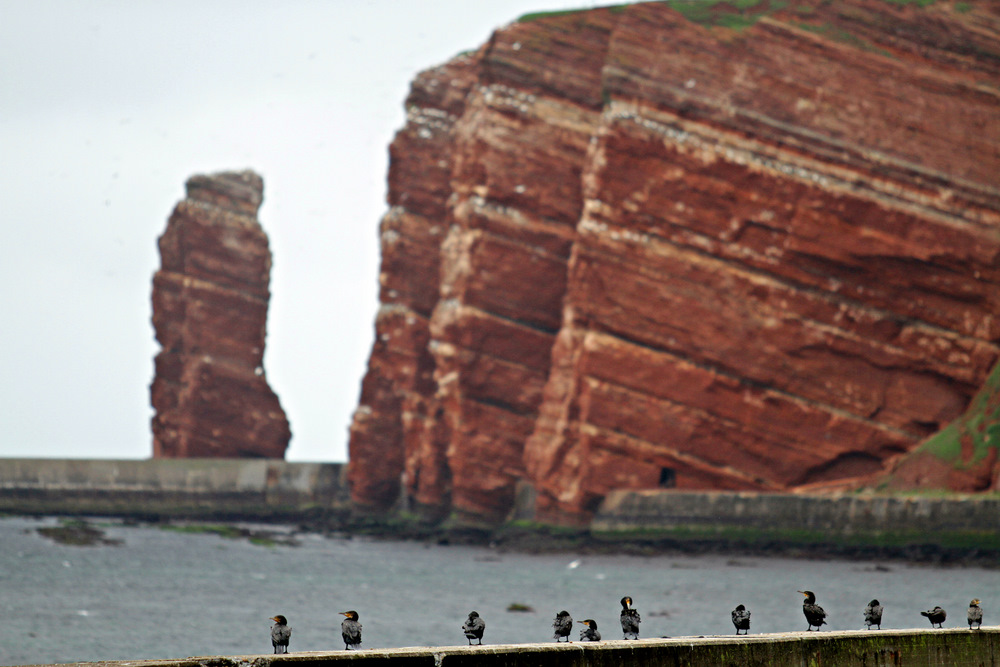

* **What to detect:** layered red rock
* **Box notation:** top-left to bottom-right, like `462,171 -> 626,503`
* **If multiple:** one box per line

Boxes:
151,170 -> 290,458
349,1 -> 1000,523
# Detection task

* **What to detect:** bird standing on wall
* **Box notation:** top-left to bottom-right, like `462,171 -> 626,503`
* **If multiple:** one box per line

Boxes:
921,606 -> 947,628
578,619 -> 601,641
462,611 -> 486,645
552,610 -> 573,642
731,604 -> 751,635
864,600 -> 883,630
968,599 -> 983,629
798,591 -> 827,631
270,615 -> 291,654
620,596 -> 641,640
340,610 -> 362,650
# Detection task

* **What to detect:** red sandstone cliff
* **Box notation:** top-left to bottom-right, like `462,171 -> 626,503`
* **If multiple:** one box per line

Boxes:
151,170 -> 291,459
349,0 -> 1000,524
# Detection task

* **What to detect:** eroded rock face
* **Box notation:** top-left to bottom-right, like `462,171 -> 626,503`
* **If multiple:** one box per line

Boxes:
151,170 -> 290,458
349,1 -> 1000,523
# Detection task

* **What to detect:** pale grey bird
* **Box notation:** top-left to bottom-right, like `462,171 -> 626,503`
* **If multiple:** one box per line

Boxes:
270,615 -> 291,654
462,611 -> 485,645
968,599 -> 983,629
864,600 -> 883,630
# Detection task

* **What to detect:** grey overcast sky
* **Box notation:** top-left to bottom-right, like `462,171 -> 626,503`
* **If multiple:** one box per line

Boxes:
0,0 -> 607,462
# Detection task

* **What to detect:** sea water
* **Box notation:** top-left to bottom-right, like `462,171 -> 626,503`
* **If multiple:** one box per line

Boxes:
1,516 -> 996,665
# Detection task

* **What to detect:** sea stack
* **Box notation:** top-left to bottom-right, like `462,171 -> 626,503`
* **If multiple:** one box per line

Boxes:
151,170 -> 290,458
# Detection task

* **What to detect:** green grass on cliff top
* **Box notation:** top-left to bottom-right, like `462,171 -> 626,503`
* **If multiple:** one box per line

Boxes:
915,359 -> 1000,468
517,0 -> 941,28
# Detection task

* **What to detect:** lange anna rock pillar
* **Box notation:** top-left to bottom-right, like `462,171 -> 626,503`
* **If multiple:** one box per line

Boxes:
150,170 -> 291,458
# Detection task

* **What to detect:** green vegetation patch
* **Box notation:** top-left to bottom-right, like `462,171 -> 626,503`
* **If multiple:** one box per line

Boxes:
36,518 -> 123,547
917,360 -> 1000,469
158,522 -> 298,547
517,8 -> 587,22
517,4 -> 631,23
665,0 -> 788,31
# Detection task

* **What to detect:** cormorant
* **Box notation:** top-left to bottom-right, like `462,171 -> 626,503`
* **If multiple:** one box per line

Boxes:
921,606 -> 946,628
620,596 -> 641,640
798,591 -> 827,631
552,610 -> 573,642
462,611 -> 486,645
340,610 -> 362,650
270,615 -> 291,654
731,604 -> 751,635
968,599 -> 982,629
578,619 -> 601,642
864,600 -> 883,630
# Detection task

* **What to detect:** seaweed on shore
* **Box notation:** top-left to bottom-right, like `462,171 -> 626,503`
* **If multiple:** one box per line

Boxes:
157,522 -> 299,547
36,518 -> 123,547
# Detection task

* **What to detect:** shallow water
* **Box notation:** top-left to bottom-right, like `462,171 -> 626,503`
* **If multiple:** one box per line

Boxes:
1,516 -> 996,665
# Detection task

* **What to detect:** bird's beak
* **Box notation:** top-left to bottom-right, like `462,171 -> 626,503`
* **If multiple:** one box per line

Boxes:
339,612 -> 348,617
798,591 -> 806,596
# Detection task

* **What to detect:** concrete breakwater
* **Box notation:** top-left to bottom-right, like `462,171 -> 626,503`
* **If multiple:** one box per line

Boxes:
1,459 -> 998,558
591,489 -> 1000,555
0,459 -> 348,520
24,629 -> 1000,667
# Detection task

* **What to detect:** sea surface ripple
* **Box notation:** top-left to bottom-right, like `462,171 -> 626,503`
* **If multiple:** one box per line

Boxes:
1,516 -> 996,665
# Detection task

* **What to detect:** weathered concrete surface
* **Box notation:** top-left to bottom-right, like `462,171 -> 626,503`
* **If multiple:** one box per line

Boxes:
21,629 -> 1000,667
595,489 -> 1000,533
592,489 -> 1000,552
0,459 -> 347,519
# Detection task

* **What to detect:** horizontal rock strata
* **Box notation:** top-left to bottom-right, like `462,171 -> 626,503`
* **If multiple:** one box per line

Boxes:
349,0 -> 1000,523
151,171 -> 290,458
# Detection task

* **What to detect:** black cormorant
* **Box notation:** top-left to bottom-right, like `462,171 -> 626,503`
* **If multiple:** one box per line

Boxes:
578,619 -> 601,642
270,615 -> 291,654
462,611 -> 486,645
921,606 -> 947,628
731,604 -> 751,635
968,599 -> 982,629
864,600 -> 883,630
552,610 -> 573,642
340,610 -> 362,650
798,591 -> 827,631
620,596 -> 641,640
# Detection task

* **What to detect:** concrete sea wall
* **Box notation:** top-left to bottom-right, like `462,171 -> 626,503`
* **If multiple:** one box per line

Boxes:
27,629 -> 1000,667
0,459 -> 348,519
591,489 -> 1000,553
1,459 -> 998,556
